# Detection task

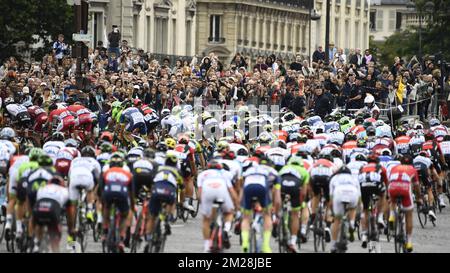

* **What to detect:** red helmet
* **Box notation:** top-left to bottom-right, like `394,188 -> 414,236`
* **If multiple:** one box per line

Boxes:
133,98 -> 142,106
100,131 -> 113,143
178,135 -> 190,145
367,153 -> 380,164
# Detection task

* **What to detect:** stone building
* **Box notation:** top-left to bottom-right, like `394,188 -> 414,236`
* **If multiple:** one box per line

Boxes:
87,0 -> 196,56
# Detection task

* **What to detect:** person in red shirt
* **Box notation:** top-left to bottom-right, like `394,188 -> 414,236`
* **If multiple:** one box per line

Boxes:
387,155 -> 421,252
48,104 -> 75,135
100,154 -> 134,253
358,155 -> 389,248
27,105 -> 48,133
67,103 -> 94,134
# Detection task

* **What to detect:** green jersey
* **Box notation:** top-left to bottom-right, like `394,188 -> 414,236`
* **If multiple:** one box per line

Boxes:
279,164 -> 310,185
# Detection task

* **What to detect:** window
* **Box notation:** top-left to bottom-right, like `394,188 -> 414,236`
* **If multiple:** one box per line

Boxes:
209,15 -> 222,42
376,10 -> 383,31
370,11 -> 376,31
154,17 -> 168,53
389,10 -> 396,31
133,15 -> 139,47
396,12 -> 402,30
335,18 -> 339,47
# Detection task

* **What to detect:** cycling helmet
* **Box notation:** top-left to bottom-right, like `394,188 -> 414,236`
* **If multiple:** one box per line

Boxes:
138,138 -> 149,149
367,153 -> 380,164
259,156 -> 273,168
287,155 -> 303,166
318,154 -> 333,162
414,123 -> 424,130
178,135 -> 189,145
81,146 -> 96,158
28,148 -> 44,161
37,154 -> 53,167
345,132 -> 357,141
144,148 -> 155,159
355,154 -> 367,162
396,126 -> 407,137
429,118 -> 440,127
100,131 -> 113,143
222,151 -> 236,160
288,133 -> 301,143
419,151 -> 429,157
339,116 -> 350,126
133,98 -> 142,107
216,141 -> 229,154
52,132 -> 65,141
374,120 -> 385,127
64,138 -> 78,148
330,148 -> 342,158
263,124 -> 273,133
258,133 -> 272,145
298,134 -> 308,143
380,148 -> 392,156
424,130 -> 434,141
161,108 -> 171,118
156,142 -> 168,152
109,152 -> 125,167
400,154 -> 413,165
271,139 -> 287,149
99,142 -> 113,153
207,160 -> 223,170
356,139 -> 366,148
236,148 -> 249,156
242,160 -> 255,172
48,175 -> 65,186
165,138 -> 176,149
0,127 -> 15,140
366,126 -> 376,136
165,150 -> 178,166
336,166 -> 351,174
295,150 -> 310,159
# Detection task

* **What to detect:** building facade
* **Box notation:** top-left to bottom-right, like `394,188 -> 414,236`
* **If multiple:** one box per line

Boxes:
87,0 -> 196,56
314,0 -> 370,53
195,0 -> 370,64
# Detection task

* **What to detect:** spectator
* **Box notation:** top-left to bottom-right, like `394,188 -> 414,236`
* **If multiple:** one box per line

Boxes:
312,46 -> 325,64
350,48 -> 363,68
289,55 -> 303,71
362,49 -> 375,67
254,56 -> 269,72
107,25 -> 121,57
52,34 -> 68,66
313,85 -> 332,118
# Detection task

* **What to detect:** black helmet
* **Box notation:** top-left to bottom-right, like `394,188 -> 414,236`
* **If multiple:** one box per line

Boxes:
109,152 -> 125,168
144,148 -> 155,159
38,154 -> 53,167
337,166 -> 351,174
319,154 -> 333,162
355,154 -> 367,162
81,146 -> 96,158
400,154 -> 413,165
156,142 -> 168,152
52,132 -> 65,141
366,126 -> 376,136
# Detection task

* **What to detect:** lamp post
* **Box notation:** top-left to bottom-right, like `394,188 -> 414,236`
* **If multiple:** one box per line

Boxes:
324,0 -> 331,65
308,0 -> 321,64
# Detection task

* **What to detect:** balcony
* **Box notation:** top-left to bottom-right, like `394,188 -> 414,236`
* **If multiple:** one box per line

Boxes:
208,37 -> 226,44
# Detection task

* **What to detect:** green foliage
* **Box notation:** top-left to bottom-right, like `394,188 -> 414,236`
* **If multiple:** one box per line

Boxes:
0,0 -> 74,63
370,0 -> 450,67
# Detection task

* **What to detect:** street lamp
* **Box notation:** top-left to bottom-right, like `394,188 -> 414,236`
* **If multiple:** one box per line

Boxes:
324,0 -> 331,65
308,0 -> 321,64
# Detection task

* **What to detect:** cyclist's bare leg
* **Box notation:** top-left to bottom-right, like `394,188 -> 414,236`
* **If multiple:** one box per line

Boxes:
405,210 -> 413,243
202,215 -> 211,240
185,176 -> 194,200
67,203 -> 76,235
290,210 -> 300,242
331,216 -> 341,242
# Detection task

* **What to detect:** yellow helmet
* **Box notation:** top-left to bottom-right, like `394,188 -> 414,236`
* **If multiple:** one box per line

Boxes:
165,138 -> 176,149
217,140 -> 230,152
166,150 -> 179,165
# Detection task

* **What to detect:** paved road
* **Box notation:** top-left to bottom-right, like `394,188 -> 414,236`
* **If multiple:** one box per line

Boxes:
2,204 -> 450,253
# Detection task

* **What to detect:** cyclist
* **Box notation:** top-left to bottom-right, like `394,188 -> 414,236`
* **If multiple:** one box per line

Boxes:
119,106 -> 147,148
412,151 -> 439,221
265,140 -> 290,171
175,134 -> 197,213
240,159 -> 280,253
43,132 -> 66,163
329,166 -> 361,253
66,146 -> 101,250
358,154 -> 389,248
387,155 -> 421,252
32,176 -> 68,253
395,126 -> 411,155
144,150 -> 182,252
279,156 -> 310,252
309,154 -> 336,242
198,160 -> 239,252
100,153 -> 134,253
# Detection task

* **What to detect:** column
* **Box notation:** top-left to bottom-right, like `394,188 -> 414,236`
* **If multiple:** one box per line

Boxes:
270,18 -> 275,50
262,17 -> 267,49
292,23 -> 298,53
246,15 -> 252,46
284,20 -> 289,52
240,14 -> 246,45
255,15 -> 260,48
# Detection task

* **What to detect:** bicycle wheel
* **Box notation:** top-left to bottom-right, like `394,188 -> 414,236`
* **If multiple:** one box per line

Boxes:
277,215 -> 286,253
190,185 -> 200,218
77,211 -> 88,253
313,214 -> 322,253
130,213 -> 143,253
416,203 -> 427,228
394,211 -> 403,253
0,219 -> 5,244
249,228 -> 257,253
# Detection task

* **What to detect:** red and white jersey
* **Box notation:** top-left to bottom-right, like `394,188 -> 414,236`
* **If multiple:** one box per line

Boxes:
27,105 -> 47,118
314,133 -> 329,147
395,136 -> 411,154
67,104 -> 91,117
439,141 -> 450,156
310,159 -> 336,177
49,108 -> 72,123
388,165 -> 419,185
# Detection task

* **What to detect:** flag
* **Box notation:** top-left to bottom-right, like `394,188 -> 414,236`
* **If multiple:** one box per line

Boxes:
396,76 -> 405,104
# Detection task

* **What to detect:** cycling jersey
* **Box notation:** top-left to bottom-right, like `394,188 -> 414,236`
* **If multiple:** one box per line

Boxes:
27,167 -> 56,207
49,108 -> 75,132
242,164 -> 279,211
265,147 -> 289,170
197,169 -> 234,217
329,172 -> 360,216
395,135 -> 411,155
120,107 -> 147,135
27,105 -> 48,132
8,155 -> 28,196
327,131 -> 345,145
388,165 -> 419,211
175,143 -> 195,177
43,141 -> 65,162
102,167 -> 133,213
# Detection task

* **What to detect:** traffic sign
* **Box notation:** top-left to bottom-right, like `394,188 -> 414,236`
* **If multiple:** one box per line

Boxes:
73,33 -> 92,42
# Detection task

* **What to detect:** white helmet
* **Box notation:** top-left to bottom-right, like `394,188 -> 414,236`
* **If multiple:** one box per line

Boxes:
374,120 -> 385,127
429,118 -> 440,127
161,108 -> 171,118
364,95 -> 375,105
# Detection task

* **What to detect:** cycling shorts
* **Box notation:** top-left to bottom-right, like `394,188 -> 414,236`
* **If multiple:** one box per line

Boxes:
388,181 -> 414,211
148,181 -> 176,217
280,174 -> 302,210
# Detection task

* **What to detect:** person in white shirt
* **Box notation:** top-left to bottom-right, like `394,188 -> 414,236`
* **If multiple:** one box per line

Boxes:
197,161 -> 239,252
329,166 -> 361,253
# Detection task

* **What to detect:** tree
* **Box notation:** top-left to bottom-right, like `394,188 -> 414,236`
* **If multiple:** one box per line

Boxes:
370,0 -> 450,67
0,0 -> 74,63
